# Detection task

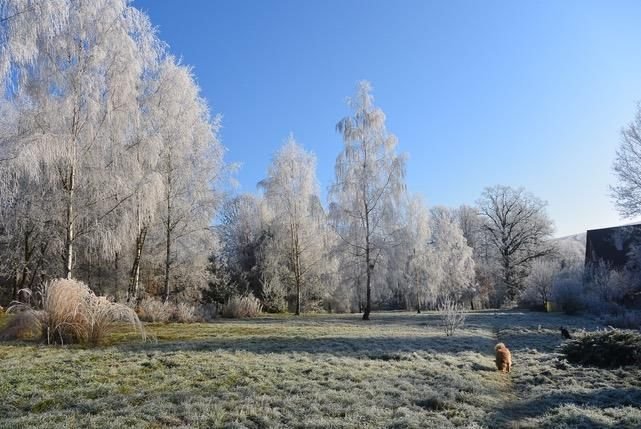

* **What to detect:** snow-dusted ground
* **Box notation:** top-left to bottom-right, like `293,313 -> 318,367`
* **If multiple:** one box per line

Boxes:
0,311 -> 639,428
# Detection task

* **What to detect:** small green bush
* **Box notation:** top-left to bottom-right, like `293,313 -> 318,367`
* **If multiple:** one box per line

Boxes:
561,330 -> 641,368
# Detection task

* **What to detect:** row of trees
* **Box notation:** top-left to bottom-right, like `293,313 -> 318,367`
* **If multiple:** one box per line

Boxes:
207,82 -> 560,317
0,0 -> 223,304
0,1 -> 563,316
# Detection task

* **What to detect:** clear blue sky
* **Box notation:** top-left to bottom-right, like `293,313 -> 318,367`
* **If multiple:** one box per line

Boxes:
134,0 -> 641,237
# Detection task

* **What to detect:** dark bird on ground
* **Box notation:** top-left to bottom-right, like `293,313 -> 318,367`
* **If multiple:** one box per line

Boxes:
560,326 -> 572,339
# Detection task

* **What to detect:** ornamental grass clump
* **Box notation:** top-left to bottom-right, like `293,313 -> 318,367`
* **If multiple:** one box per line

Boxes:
561,329 -> 641,368
222,293 -> 262,318
174,302 -> 198,323
137,297 -> 173,323
136,298 -> 200,323
0,278 -> 145,346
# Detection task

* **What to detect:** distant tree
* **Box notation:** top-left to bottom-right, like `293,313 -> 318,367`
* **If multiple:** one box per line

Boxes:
217,194 -> 266,297
477,185 -> 555,302
203,253 -> 235,306
525,259 -> 559,308
454,204 -> 498,308
329,81 -> 406,320
256,237 -> 289,312
454,205 -> 482,251
402,195 -> 431,313
612,104 -> 641,218
428,206 -> 475,303
259,135 -> 325,314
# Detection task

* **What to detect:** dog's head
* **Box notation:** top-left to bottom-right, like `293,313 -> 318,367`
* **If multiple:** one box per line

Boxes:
495,342 -> 506,351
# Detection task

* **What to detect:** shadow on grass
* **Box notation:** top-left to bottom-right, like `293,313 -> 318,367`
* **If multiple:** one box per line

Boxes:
485,387 -> 641,427
116,334 -> 495,358
494,330 -> 567,352
471,362 -> 496,372
192,309 -> 594,330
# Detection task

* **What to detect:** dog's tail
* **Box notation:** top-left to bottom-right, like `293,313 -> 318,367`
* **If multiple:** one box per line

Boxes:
495,342 -> 506,351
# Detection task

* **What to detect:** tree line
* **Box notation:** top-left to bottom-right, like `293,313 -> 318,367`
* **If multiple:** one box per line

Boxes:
208,82 -> 564,316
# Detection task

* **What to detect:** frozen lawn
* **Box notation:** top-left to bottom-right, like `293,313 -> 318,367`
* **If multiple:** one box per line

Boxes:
1,311 -> 640,428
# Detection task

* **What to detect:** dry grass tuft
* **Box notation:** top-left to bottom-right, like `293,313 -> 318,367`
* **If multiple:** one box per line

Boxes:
137,298 -> 200,323
0,278 -> 145,345
222,293 -> 262,318
137,297 -> 172,323
174,303 -> 197,323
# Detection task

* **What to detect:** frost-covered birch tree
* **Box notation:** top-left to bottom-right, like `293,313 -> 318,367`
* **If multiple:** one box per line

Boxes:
428,206 -> 475,303
259,135 -> 325,314
454,204 -> 495,307
329,81 -> 406,320
152,59 -> 223,303
403,195 -> 432,312
0,0 -> 158,280
524,259 -> 559,308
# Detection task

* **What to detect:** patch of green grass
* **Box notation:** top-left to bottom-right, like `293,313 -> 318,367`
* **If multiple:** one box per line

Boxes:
0,311 -> 639,428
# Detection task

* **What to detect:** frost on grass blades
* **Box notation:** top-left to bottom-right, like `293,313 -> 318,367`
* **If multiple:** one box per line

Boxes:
0,312 -> 640,428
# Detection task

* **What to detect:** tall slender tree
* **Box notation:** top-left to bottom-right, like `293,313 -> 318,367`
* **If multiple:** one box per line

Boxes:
403,195 -> 431,313
259,135 -> 325,314
153,59 -> 223,303
329,81 -> 406,320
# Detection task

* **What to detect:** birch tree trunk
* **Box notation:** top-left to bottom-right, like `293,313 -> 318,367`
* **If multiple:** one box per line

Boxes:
128,225 -> 147,304
164,171 -> 172,303
64,165 -> 75,279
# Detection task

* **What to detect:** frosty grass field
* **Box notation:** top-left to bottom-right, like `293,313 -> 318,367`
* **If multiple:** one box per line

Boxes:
1,311 -> 640,429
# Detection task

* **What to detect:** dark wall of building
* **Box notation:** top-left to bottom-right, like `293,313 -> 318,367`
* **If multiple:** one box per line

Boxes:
585,224 -> 641,270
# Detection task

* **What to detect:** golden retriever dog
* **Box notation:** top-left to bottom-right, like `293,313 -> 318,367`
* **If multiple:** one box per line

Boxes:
495,343 -> 512,373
